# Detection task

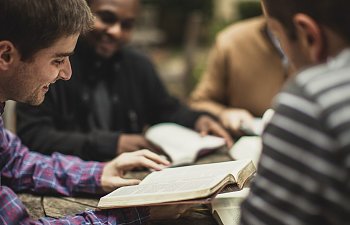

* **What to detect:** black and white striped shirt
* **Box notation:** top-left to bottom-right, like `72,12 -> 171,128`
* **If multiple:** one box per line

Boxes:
240,49 -> 350,225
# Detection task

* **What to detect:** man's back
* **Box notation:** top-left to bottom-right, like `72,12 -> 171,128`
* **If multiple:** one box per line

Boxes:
241,49 -> 350,224
190,16 -> 289,118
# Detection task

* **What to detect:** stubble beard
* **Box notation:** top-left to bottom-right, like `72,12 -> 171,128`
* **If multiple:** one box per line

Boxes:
13,63 -> 46,106
26,91 -> 45,106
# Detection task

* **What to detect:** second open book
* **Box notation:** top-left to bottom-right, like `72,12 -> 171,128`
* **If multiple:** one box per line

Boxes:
145,123 -> 226,166
98,159 -> 255,209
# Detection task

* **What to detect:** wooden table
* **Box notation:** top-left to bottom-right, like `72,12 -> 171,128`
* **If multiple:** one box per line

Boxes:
20,149 -> 231,224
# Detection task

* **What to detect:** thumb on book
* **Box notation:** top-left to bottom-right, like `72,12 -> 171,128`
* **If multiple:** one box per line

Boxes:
102,177 -> 141,192
113,177 -> 141,187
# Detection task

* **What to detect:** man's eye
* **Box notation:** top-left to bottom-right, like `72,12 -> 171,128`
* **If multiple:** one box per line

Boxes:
97,11 -> 117,24
120,19 -> 135,30
54,59 -> 65,65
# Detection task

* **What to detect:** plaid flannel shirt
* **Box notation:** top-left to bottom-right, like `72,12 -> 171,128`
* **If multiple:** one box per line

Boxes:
0,103 -> 149,224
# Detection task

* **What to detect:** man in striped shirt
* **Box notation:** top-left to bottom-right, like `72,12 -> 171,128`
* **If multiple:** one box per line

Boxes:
0,0 -> 183,224
240,0 -> 350,224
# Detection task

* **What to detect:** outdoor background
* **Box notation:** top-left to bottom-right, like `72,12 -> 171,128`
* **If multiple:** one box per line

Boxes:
2,0 -> 262,133
131,0 -> 262,101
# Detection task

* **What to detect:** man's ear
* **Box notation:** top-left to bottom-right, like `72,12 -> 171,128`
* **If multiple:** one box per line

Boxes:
0,41 -> 16,70
293,14 -> 326,63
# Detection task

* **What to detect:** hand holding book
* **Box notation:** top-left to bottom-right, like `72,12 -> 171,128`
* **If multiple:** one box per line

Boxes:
101,150 -> 170,192
98,159 -> 256,209
194,115 -> 233,147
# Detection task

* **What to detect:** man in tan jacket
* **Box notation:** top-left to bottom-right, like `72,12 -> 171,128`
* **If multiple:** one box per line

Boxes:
190,16 -> 291,135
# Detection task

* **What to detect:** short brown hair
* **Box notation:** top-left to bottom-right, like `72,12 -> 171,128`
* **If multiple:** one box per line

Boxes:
0,0 -> 94,61
263,0 -> 350,41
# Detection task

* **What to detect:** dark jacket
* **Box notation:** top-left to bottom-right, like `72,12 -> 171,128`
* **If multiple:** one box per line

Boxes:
16,41 -> 203,161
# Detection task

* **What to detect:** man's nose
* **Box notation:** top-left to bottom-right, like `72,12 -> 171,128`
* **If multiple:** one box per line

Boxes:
106,22 -> 123,38
59,59 -> 72,81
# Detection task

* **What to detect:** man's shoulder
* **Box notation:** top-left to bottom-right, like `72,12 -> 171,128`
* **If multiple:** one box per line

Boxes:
215,16 -> 269,54
278,50 -> 350,116
121,47 -> 151,63
218,16 -> 265,41
296,51 -> 350,98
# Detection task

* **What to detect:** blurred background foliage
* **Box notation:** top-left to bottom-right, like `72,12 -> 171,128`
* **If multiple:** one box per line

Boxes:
237,1 -> 262,20
143,0 -> 214,45
141,0 -> 261,46
135,0 -> 262,99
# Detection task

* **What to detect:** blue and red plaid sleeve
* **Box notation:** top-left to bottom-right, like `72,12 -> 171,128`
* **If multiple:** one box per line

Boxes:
1,129 -> 104,196
0,115 -> 150,224
39,208 -> 150,225
0,185 -> 150,224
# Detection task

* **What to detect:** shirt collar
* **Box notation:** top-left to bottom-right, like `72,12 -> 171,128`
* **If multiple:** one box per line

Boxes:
0,102 -> 5,115
327,48 -> 350,70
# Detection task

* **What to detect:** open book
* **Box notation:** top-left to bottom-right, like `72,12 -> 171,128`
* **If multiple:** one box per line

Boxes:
229,136 -> 262,167
97,160 -> 256,209
211,188 -> 250,225
145,123 -> 226,166
239,109 -> 275,136
239,118 -> 264,136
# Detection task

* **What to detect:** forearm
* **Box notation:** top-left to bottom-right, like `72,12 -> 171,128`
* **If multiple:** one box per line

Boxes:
167,105 -> 203,128
1,186 -> 150,225
2,136 -> 104,195
38,207 -> 150,225
16,99 -> 118,160
18,126 -> 119,161
189,100 -> 228,117
18,127 -> 90,156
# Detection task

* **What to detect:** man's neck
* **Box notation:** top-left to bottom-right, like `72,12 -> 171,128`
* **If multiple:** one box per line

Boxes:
324,26 -> 350,59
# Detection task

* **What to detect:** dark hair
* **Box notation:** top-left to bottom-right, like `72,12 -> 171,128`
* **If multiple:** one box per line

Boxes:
263,0 -> 350,41
86,0 -> 140,6
0,0 -> 94,61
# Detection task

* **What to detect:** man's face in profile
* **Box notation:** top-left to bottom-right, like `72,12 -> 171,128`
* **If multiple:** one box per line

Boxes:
86,0 -> 139,58
7,35 -> 78,105
261,1 -> 312,71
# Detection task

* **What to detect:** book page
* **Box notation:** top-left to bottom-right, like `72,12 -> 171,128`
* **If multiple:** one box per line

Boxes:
229,136 -> 262,166
141,160 -> 251,186
158,145 -> 196,166
145,123 -> 225,166
213,208 -> 241,225
98,175 -> 233,208
98,160 -> 255,208
239,109 -> 275,136
213,188 -> 250,208
211,188 -> 250,225
239,118 -> 264,136
105,178 -> 225,197
106,160 -> 254,197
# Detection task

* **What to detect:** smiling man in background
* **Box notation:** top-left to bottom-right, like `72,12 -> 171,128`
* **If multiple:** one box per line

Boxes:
16,0 -> 233,162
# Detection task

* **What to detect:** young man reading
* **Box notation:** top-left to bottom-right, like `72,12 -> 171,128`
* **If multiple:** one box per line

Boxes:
241,0 -> 350,224
0,0 -> 185,224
